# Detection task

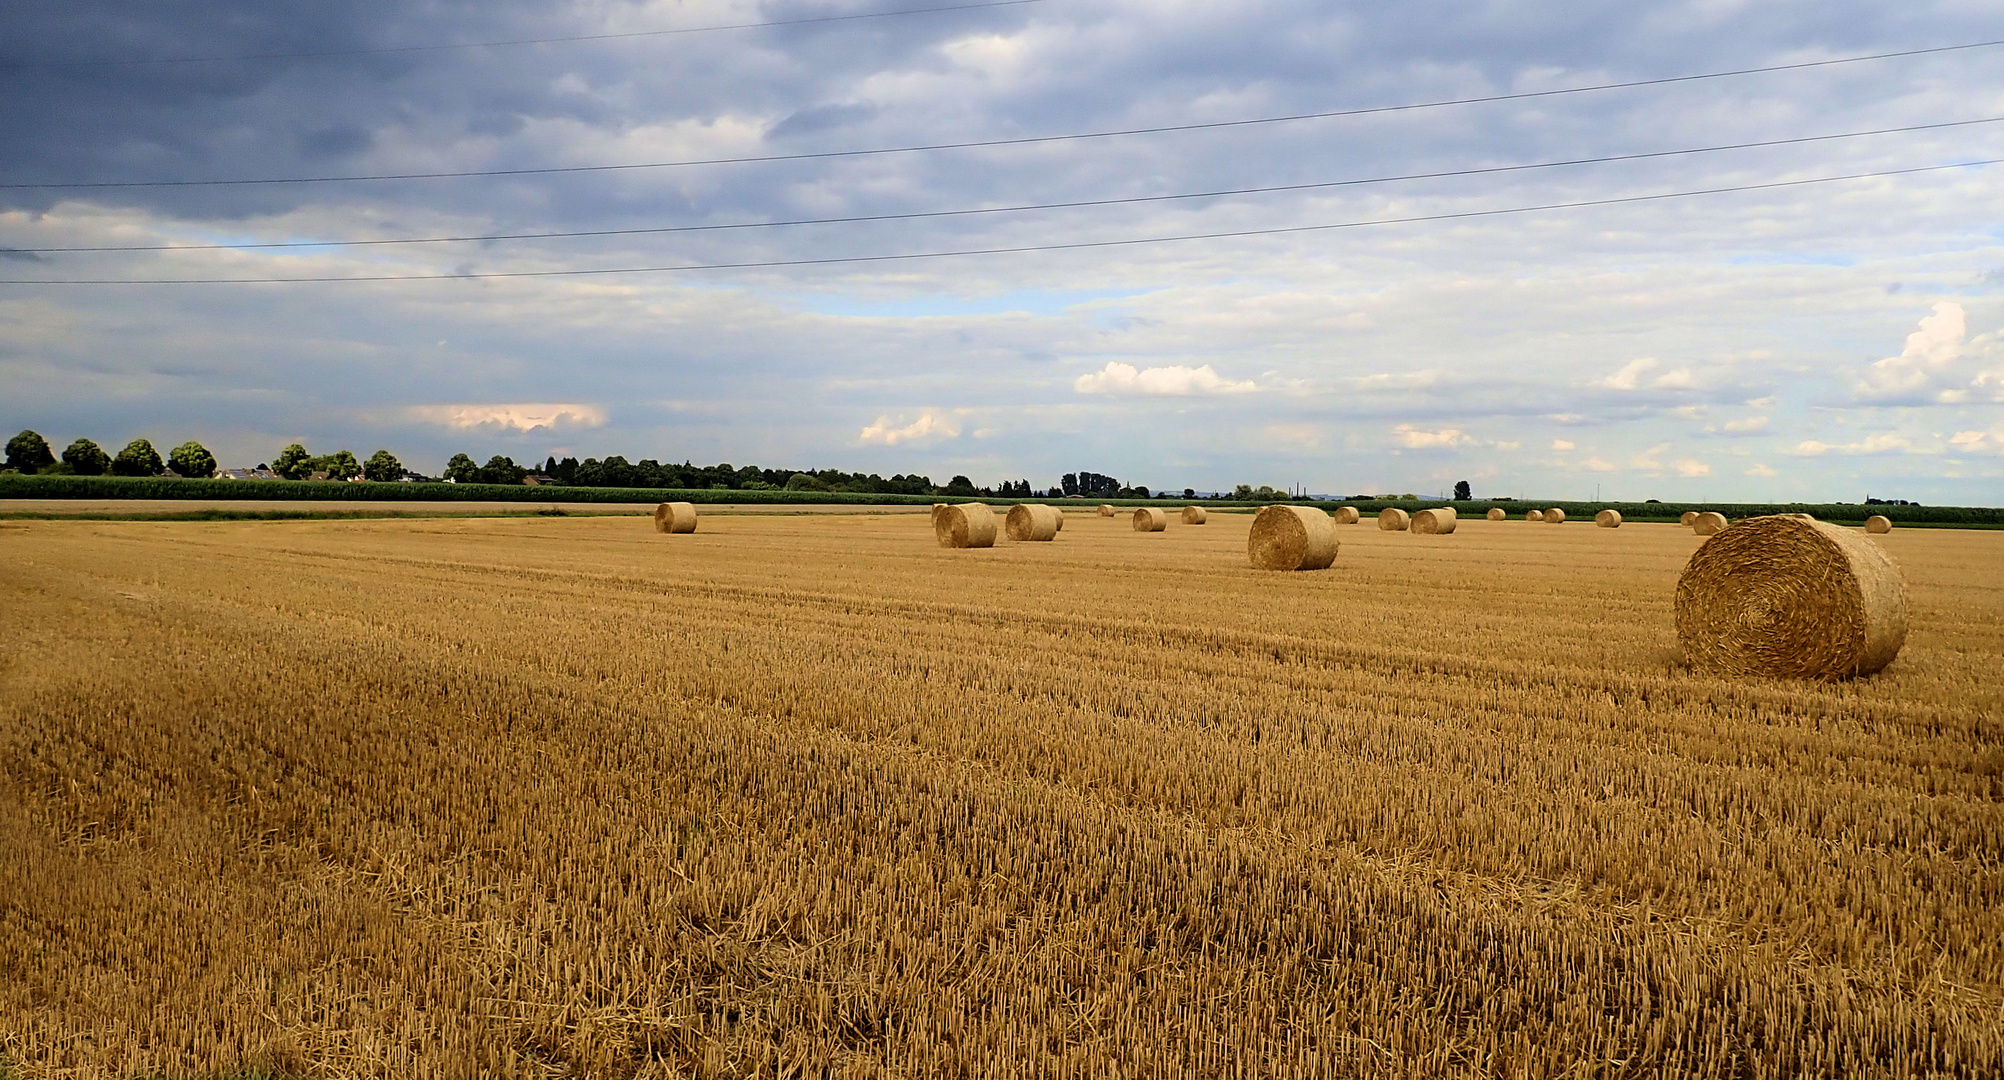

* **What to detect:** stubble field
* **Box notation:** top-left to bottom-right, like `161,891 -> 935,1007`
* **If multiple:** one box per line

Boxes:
2,511 -> 2000,1078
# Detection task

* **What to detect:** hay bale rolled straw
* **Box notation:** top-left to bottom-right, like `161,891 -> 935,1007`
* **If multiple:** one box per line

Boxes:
1675,514 -> 1908,680
1332,506 -> 1361,524
1680,511 -> 1699,527
1486,508 -> 1505,521
1132,507 -> 1168,532
1693,511 -> 1728,536
1052,510 -> 1064,532
1411,507 -> 1457,534
1248,505 -> 1339,571
934,503 -> 998,549
1865,515 -> 1892,534
1596,509 -> 1622,528
1378,507 -> 1410,531
1544,508 -> 1566,524
654,502 -> 698,534
1526,509 -> 1544,522
1004,503 -> 1060,542
1181,506 -> 1208,525
1097,504 -> 1116,517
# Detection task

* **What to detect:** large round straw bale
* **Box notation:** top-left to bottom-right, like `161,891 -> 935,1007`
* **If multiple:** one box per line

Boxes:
1544,508 -> 1566,523
931,503 -> 948,529
1005,503 -> 1060,541
1378,507 -> 1410,531
1248,505 -> 1339,570
1181,506 -> 1208,525
1132,507 -> 1167,532
1411,507 -> 1457,534
1675,514 -> 1907,680
654,502 -> 697,534
1332,506 -> 1361,524
1052,510 -> 1064,531
1097,504 -> 1115,517
1486,507 -> 1505,521
1526,509 -> 1544,522
1596,509 -> 1622,528
935,503 -> 997,548
1693,511 -> 1728,535
1865,515 -> 1892,534
1680,511 -> 1699,527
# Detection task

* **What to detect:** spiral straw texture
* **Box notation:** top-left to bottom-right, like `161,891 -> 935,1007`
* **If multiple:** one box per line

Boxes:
1333,506 -> 1361,524
1248,505 -> 1339,570
1866,515 -> 1892,534
1674,514 -> 1908,681
1132,507 -> 1167,532
1411,507 -> 1457,534
1544,508 -> 1567,524
1680,511 -> 1699,527
1097,504 -> 1115,517
1596,510 -> 1622,528
1378,508 -> 1410,531
1487,508 -> 1506,520
934,503 -> 997,548
1004,504 -> 1059,542
653,502 -> 698,534
1181,506 -> 1208,525
1693,512 -> 1728,535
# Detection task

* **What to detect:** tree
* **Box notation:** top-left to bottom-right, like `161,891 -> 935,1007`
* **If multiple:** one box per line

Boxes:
274,443 -> 313,480
62,438 -> 110,476
785,472 -> 831,491
476,455 -> 525,485
443,454 -> 479,483
945,474 -> 976,496
110,438 -> 163,477
168,441 -> 216,479
317,450 -> 361,480
1453,479 -> 1472,501
1184,488 -> 1196,498
363,449 -> 404,482
5,430 -> 55,473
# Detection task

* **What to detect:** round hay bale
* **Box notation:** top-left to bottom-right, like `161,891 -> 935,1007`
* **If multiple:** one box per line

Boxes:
1097,504 -> 1115,517
1332,506 -> 1361,524
1596,509 -> 1622,528
1675,514 -> 1907,680
1865,515 -> 1892,534
935,503 -> 997,549
1526,509 -> 1544,522
1132,507 -> 1167,532
1378,507 -> 1410,531
1052,510 -> 1064,532
1181,506 -> 1208,525
1004,503 -> 1059,542
1693,511 -> 1728,535
1486,507 -> 1505,521
1248,505 -> 1339,570
1680,511 -> 1698,527
654,502 -> 698,534
1411,507 -> 1457,534
1544,508 -> 1566,524
931,503 -> 948,529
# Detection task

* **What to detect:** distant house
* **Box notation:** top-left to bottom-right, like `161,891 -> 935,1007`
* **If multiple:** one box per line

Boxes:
522,473 -> 554,486
217,467 -> 279,480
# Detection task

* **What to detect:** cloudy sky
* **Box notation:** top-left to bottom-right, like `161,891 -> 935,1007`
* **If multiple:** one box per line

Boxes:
3,0 -> 2002,501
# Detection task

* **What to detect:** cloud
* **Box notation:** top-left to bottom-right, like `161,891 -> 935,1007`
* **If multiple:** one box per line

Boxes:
1074,362 -> 1257,396
1790,434 -> 1921,457
1582,457 -> 1617,472
1719,415 -> 1769,434
1596,358 -> 1660,391
1949,429 -> 2004,456
1391,424 -> 1474,449
1745,463 -> 1778,477
1855,303 -> 1982,403
1675,459 -> 1712,477
1629,443 -> 1673,471
1651,367 -> 1697,389
405,404 -> 606,432
1550,439 -> 1575,451
858,409 -> 960,446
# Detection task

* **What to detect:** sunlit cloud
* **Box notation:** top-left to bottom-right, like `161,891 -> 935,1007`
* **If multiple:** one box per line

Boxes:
858,409 -> 961,446
1074,361 -> 1257,396
405,403 -> 607,432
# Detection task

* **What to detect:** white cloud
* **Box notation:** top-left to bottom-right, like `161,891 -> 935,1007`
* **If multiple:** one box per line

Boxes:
1550,439 -> 1575,451
1583,457 -> 1618,472
858,409 -> 961,446
1630,442 -> 1673,471
1856,302 -> 1971,402
1790,434 -> 1921,457
405,403 -> 607,432
1949,429 -> 2004,456
1596,357 -> 1659,391
1675,458 -> 1713,477
1074,361 -> 1257,396
1391,424 -> 1474,449
1652,367 -> 1698,389
1720,415 -> 1770,434
1745,463 -> 1778,477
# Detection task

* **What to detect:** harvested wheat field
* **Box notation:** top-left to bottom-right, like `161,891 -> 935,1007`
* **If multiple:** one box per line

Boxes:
3,514 -> 2002,1079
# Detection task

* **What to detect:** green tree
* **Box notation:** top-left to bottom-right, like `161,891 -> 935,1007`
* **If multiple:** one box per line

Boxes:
319,450 -> 362,480
4,430 -> 55,473
784,472 -> 831,491
61,438 -> 110,476
945,475 -> 976,496
443,454 -> 479,483
111,439 -> 164,476
274,443 -> 313,480
1453,479 -> 1472,501
168,440 -> 216,479
363,449 -> 404,482
476,455 -> 525,485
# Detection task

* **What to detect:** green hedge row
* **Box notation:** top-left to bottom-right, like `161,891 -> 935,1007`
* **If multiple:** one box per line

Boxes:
2,474 -> 1995,525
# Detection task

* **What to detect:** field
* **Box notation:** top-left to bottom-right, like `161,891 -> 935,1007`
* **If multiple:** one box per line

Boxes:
2,511 -> 2000,1078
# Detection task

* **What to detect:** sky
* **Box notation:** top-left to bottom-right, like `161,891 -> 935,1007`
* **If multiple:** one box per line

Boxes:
2,0 -> 2002,502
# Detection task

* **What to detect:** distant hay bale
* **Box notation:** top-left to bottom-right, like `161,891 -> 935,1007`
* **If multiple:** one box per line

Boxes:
654,502 -> 697,534
1378,507 -> 1410,531
1411,507 -> 1457,534
1526,509 -> 1544,522
1596,509 -> 1622,528
1132,507 -> 1167,532
1865,515 -> 1892,534
934,503 -> 997,548
1248,505 -> 1339,570
1486,508 -> 1505,521
1052,510 -> 1064,531
1675,514 -> 1908,680
1693,511 -> 1728,535
1181,506 -> 1208,525
1680,511 -> 1699,527
1097,504 -> 1115,517
1005,503 -> 1060,542
1544,508 -> 1566,524
1332,506 -> 1360,524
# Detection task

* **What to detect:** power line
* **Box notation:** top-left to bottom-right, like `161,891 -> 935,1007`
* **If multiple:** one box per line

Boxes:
5,158 -> 1993,284
0,0 -> 1046,69
7,37 -> 2002,191
16,115 -> 2000,254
